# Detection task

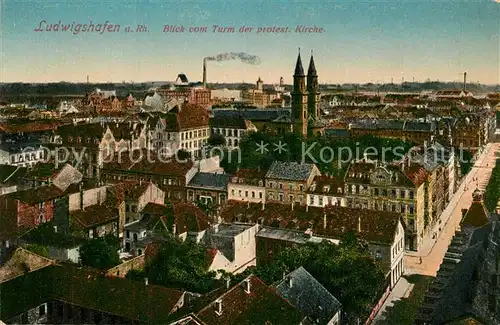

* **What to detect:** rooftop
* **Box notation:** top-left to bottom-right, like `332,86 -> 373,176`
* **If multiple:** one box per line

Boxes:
265,161 -> 318,182
187,172 -> 229,191
275,267 -> 342,325
196,275 -> 304,325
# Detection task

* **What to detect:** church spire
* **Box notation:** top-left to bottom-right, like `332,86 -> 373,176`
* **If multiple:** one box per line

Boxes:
294,48 -> 305,76
308,50 -> 317,76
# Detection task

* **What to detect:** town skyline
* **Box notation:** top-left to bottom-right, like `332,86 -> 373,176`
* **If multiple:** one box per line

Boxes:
1,0 -> 499,84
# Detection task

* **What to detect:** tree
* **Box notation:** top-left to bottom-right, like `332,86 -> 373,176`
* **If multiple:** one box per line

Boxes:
24,244 -> 50,258
79,235 -> 120,269
143,236 -> 220,293
207,133 -> 226,147
176,149 -> 191,161
231,237 -> 385,322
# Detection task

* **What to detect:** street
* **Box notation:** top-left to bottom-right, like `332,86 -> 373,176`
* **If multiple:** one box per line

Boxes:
373,142 -> 499,324
404,142 -> 499,276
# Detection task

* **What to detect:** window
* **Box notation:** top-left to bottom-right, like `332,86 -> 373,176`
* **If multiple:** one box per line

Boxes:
310,196 -> 314,205
39,304 -> 46,316
252,191 -> 255,198
279,183 -> 283,190
231,189 -> 235,196
245,191 -> 248,197
126,230 -> 130,238
319,197 -> 323,205
299,185 -> 304,192
269,182 -> 273,188
374,188 -> 379,196
289,195 -> 294,201
289,183 -> 294,190
238,190 -> 242,197
131,205 -> 137,213
409,191 -> 414,200
279,194 -> 284,201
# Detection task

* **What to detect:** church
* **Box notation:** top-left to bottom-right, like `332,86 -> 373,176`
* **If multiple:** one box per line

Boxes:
292,49 -> 326,136
272,50 -> 327,137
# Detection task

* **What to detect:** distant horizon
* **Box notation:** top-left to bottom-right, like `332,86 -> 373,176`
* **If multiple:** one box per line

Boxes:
1,80 -> 499,87
1,1 -> 499,84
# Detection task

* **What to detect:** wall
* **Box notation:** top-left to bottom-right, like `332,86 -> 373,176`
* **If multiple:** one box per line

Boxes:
68,186 -> 108,212
105,255 -> 145,278
228,183 -> 266,203
17,199 -> 54,230
49,246 -> 80,264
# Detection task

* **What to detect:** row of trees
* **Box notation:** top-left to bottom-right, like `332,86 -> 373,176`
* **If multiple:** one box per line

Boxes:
228,233 -> 386,323
126,235 -> 221,293
220,131 -> 414,176
484,159 -> 500,213
22,222 -> 121,270
124,233 -> 386,323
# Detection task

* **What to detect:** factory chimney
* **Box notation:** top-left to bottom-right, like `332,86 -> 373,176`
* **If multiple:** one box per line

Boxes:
203,59 -> 207,88
463,72 -> 467,92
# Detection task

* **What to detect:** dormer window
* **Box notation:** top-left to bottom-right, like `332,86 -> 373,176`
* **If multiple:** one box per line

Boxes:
323,185 -> 330,193
215,299 -> 222,316
239,179 -> 244,184
310,184 -> 316,192
258,180 -> 263,187
337,187 -> 342,194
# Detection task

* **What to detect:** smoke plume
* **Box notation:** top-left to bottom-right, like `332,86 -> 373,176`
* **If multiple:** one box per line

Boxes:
204,52 -> 261,65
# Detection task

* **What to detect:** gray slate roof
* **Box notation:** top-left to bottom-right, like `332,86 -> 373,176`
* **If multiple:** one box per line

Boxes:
187,172 -> 229,191
212,108 -> 291,122
275,267 -> 342,325
265,161 -> 317,181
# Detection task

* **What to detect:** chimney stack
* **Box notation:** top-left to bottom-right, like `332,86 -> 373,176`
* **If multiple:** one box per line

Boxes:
358,216 -> 361,233
79,182 -> 84,210
323,211 -> 327,229
144,277 -> 149,285
261,201 -> 265,211
203,59 -> 207,88
463,72 -> 467,92
288,277 -> 293,288
243,278 -> 251,294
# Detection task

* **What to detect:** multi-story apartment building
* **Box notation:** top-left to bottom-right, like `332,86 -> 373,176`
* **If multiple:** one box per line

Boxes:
344,159 -> 428,251
156,84 -> 211,106
147,104 -> 210,158
228,168 -> 267,203
349,119 -> 436,145
209,117 -> 257,150
265,161 -> 321,206
306,175 -> 347,208
54,122 -> 147,179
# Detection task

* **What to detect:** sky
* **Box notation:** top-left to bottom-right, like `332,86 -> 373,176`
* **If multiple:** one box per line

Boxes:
1,0 -> 499,85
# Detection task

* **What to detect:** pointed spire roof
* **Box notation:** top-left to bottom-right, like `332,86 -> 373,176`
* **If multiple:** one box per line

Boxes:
308,50 -> 317,76
294,49 -> 305,76
461,190 -> 490,228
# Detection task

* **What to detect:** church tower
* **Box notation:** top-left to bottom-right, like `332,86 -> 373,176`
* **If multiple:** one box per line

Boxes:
307,52 -> 321,120
291,50 -> 308,136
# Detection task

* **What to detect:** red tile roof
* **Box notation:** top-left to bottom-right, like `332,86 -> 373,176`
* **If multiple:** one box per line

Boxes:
196,275 -> 304,325
103,149 -> 194,177
51,265 -> 185,322
171,203 -> 211,234
0,120 -> 65,133
71,204 -> 119,230
221,201 -> 401,245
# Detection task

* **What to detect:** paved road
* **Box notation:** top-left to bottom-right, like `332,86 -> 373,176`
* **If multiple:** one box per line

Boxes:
405,142 -> 500,276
